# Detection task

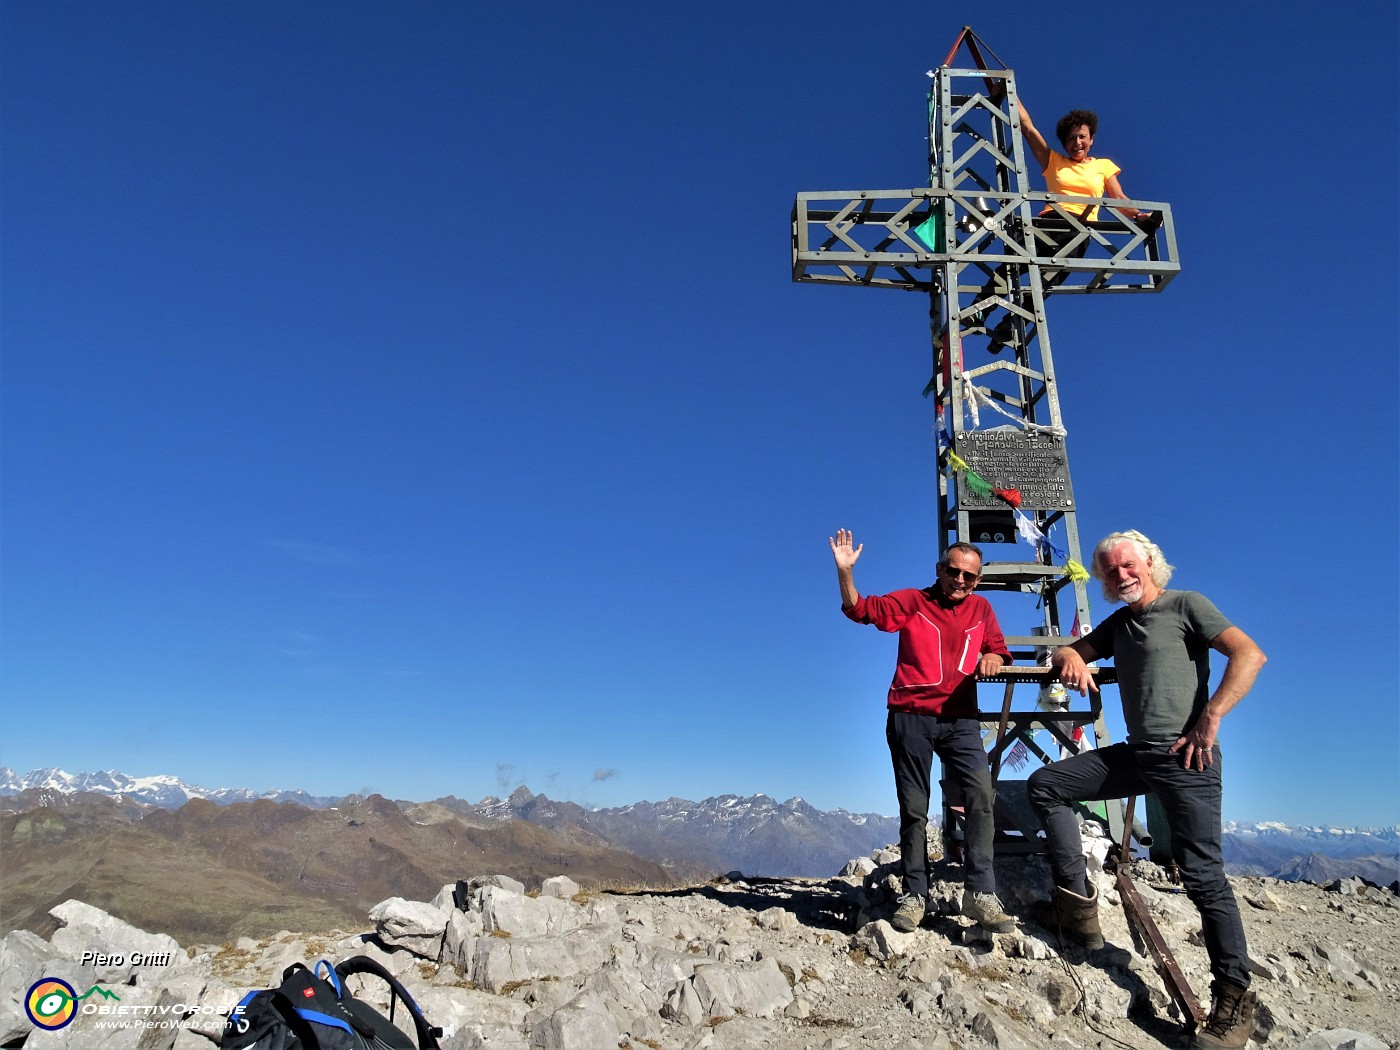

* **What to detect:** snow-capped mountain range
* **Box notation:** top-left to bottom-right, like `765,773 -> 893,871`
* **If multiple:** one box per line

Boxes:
455,785 -> 895,877
0,767 -> 337,809
1222,820 -> 1400,852
0,768 -> 901,879
1219,820 -> 1400,885
3,767 -> 1395,884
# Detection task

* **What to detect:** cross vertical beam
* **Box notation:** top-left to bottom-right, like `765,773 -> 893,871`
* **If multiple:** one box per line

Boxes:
792,28 -> 1180,853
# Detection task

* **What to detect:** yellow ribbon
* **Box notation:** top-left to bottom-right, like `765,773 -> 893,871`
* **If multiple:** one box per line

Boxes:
1064,559 -> 1090,583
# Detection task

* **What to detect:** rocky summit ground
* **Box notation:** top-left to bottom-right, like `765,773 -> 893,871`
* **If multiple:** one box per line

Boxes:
2,833 -> 1397,1050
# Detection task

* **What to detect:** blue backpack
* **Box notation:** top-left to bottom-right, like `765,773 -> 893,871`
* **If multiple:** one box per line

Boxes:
224,955 -> 442,1050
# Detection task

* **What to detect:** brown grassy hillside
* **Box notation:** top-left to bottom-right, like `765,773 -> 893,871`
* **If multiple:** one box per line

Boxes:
0,793 -> 680,944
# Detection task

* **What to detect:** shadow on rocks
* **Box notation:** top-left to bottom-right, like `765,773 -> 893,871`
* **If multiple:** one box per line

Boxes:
612,875 -> 861,933
1023,918 -> 1191,1047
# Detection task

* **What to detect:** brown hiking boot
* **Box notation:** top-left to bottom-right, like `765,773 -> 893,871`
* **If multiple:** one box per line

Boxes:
1194,979 -> 1257,1049
890,893 -> 926,932
960,891 -> 1015,933
1032,882 -> 1104,949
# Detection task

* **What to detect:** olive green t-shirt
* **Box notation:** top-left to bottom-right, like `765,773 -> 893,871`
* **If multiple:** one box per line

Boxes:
1083,590 -> 1233,744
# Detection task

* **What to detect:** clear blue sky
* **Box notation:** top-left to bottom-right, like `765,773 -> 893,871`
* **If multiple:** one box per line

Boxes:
3,2 -> 1396,828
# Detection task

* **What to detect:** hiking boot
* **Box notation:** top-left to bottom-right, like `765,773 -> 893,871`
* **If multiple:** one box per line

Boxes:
1031,882 -> 1104,949
960,891 -> 1015,933
1194,979 -> 1257,1049
986,315 -> 1021,354
890,893 -> 926,932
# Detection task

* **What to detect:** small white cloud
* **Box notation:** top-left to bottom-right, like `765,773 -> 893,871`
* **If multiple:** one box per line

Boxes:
593,768 -> 618,782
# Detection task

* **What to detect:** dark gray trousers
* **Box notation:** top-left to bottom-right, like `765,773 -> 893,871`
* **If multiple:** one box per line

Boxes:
886,710 -> 996,897
1027,741 -> 1251,988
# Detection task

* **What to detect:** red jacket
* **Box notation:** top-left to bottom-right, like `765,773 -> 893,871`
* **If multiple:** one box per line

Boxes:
844,588 -> 1010,717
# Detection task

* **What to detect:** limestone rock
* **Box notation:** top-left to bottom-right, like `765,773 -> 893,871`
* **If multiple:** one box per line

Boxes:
528,990 -> 619,1049
470,925 -> 613,993
538,876 -> 580,900
755,906 -> 796,932
971,1007 -> 1037,1049
849,919 -> 912,963
444,907 -> 485,971
431,882 -> 460,912
368,897 -> 450,959
414,983 -> 529,1039
0,929 -> 66,1045
785,995 -> 813,1018
664,957 -> 793,1023
48,900 -> 186,982
477,886 -> 579,939
22,984 -> 181,1050
444,1024 -> 531,1050
660,974 -> 706,1025
1293,1031 -> 1391,1050
6,854 -> 1397,1050
840,856 -> 877,878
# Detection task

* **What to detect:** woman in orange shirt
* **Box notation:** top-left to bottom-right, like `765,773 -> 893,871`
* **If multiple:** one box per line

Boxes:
1016,100 -> 1152,224
975,98 -> 1157,351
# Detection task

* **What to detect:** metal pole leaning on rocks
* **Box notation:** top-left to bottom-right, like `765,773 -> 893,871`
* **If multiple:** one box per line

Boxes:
1114,797 -> 1207,1026
790,26 -> 1179,852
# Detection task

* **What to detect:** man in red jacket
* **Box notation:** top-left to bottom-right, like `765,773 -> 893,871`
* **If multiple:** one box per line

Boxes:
830,529 -> 1014,933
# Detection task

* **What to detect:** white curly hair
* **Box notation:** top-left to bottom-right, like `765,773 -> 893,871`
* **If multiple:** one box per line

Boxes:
1090,530 -> 1174,604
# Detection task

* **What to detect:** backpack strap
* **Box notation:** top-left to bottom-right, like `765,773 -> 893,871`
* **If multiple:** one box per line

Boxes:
268,990 -> 325,1049
278,961 -> 371,1041
226,988 -> 324,1050
312,959 -> 344,999
334,955 -> 443,1049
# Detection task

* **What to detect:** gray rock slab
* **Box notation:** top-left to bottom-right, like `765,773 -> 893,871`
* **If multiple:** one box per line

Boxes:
527,991 -> 619,1050
0,929 -> 67,1045
22,985 -> 182,1050
478,887 -> 582,939
850,919 -> 913,963
445,908 -> 485,972
686,957 -> 793,1020
369,897 -> 450,959
539,876 -> 580,900
444,1023 -> 531,1050
1292,1031 -> 1391,1050
414,983 -> 529,1037
470,926 -> 613,993
48,901 -> 187,983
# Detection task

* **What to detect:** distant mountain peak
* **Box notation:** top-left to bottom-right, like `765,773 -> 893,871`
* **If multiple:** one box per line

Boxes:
4,767 -> 1394,886
0,767 -> 337,809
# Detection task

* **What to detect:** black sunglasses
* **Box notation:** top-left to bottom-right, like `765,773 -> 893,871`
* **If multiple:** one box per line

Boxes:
941,565 -> 981,582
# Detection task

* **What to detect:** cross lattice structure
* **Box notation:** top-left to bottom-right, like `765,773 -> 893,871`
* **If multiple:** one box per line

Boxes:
791,27 -> 1180,852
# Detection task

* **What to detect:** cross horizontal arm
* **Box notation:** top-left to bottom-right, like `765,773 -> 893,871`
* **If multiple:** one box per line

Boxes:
792,189 -> 1178,292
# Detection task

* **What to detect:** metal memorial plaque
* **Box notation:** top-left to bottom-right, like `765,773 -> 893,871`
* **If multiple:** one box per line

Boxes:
955,429 -> 1072,509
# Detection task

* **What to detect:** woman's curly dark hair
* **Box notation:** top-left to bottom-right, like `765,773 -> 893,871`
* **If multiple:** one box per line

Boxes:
1055,110 -> 1098,149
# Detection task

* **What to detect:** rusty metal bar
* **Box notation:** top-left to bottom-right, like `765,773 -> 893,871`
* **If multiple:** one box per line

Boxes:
1114,797 -> 1206,1027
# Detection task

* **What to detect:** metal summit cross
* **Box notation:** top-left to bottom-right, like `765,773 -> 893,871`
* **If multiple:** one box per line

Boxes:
791,27 -> 1180,853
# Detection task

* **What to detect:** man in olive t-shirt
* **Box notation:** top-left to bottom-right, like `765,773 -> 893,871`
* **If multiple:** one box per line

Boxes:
1031,530 -> 1267,1050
